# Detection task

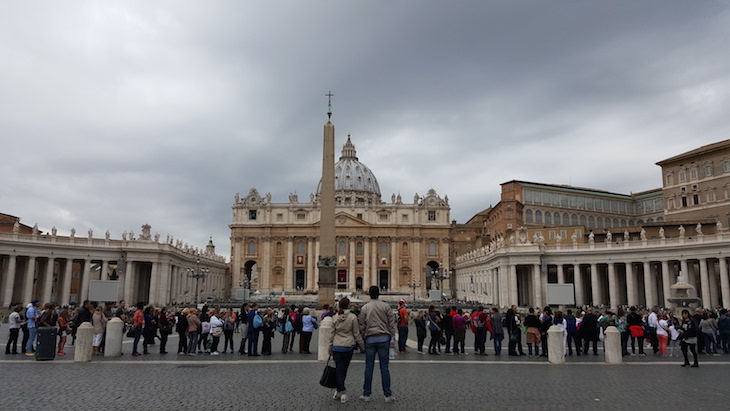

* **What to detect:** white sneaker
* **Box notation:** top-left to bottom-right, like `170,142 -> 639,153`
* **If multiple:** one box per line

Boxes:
332,390 -> 339,400
211,351 -> 219,356
385,396 -> 395,403
359,395 -> 370,402
340,394 -> 348,403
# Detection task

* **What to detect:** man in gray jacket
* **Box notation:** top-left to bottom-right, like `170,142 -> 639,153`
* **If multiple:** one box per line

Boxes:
358,286 -> 396,403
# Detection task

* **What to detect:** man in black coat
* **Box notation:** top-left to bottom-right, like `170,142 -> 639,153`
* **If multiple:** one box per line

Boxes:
581,308 -> 599,355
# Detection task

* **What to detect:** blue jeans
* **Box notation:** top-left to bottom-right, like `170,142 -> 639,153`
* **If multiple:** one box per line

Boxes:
363,340 -> 392,397
188,332 -> 198,354
133,327 -> 142,354
333,349 -> 354,393
26,327 -> 38,352
493,333 -> 504,354
704,332 -> 717,354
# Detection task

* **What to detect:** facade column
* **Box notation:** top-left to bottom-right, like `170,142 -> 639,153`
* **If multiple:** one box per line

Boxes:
362,239 -> 370,292
22,256 -> 37,304
370,239 -> 378,289
285,238 -> 293,290
79,259 -> 92,303
573,264 -> 583,307
590,263 -> 599,306
390,241 -> 397,292
101,260 -> 109,281
643,261 -> 655,308
169,265 -> 178,303
262,240 -> 271,293
307,238 -> 316,291
509,264 -> 518,308
699,258 -> 711,309
2,255 -> 17,306
148,262 -> 159,305
532,263 -> 542,308
708,260 -> 720,309
661,260 -> 672,308
60,258 -> 73,306
625,262 -> 636,307
608,263 -> 618,310
719,257 -> 730,309
157,261 -> 171,305
349,239 -> 357,290
123,261 -> 135,304
557,264 -> 565,284
43,257 -> 55,304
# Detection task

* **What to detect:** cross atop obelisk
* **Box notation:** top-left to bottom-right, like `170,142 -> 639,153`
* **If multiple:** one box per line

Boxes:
318,91 -> 337,307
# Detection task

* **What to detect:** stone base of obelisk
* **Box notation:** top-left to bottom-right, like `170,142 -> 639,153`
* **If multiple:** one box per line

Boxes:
317,266 -> 336,309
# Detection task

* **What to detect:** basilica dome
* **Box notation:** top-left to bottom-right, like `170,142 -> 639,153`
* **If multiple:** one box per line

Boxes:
317,136 -> 382,205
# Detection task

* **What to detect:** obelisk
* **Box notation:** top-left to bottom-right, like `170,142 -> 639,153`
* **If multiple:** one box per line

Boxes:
317,92 -> 337,308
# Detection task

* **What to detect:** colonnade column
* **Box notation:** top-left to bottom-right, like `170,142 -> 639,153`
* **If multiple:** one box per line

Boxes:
362,239 -> 370,292
509,264 -> 518,307
661,260 -> 672,308
123,260 -> 135,304
719,257 -> 730,309
573,264 -> 583,307
43,257 -> 55,304
708,261 -> 720,309
557,264 -> 565,284
349,239 -> 356,290
608,263 -> 618,310
532,263 -> 542,308
2,256 -> 17,306
390,241 -> 397,291
157,262 -> 171,305
625,263 -> 636,307
285,238 -> 293,290
643,261 -> 655,308
79,259 -> 92,303
307,239 -> 316,291
590,263 -> 599,306
699,259 -> 711,308
262,240 -> 271,292
22,256 -> 37,304
61,259 -> 73,306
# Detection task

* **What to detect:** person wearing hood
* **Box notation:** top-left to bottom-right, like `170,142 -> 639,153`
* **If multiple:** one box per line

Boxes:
327,297 -> 364,404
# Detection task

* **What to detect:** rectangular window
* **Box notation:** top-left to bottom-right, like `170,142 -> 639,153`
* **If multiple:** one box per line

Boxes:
693,194 -> 699,205
356,213 -> 363,220
549,231 -> 555,239
379,214 -> 389,221
561,230 -> 567,239
248,210 -> 257,220
704,165 -> 713,177
297,213 -> 306,220
679,171 -> 687,182
276,213 -> 283,221
666,174 -> 673,186
681,197 -> 688,207
575,229 -> 582,238
724,161 -> 730,173
507,211 -> 513,217
690,168 -> 698,180
428,211 -> 436,221
402,214 -> 408,222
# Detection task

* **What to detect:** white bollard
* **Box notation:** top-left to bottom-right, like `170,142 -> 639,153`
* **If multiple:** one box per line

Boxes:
104,317 -> 124,357
74,322 -> 94,363
317,316 -> 334,362
604,327 -> 622,364
547,325 -> 565,364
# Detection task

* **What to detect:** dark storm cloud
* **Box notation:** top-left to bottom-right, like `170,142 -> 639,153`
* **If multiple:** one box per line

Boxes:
2,1 -> 730,257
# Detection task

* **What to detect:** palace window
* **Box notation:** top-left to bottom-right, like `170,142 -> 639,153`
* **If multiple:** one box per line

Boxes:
297,241 -> 305,254
379,214 -> 389,221
679,170 -> 687,183
428,242 -> 437,256
535,210 -> 542,224
276,213 -> 283,221
428,211 -> 436,221
356,242 -> 363,255
724,160 -> 730,173
297,213 -> 306,220
689,167 -> 698,180
402,214 -> 409,222
525,209 -> 533,223
665,173 -> 673,186
247,241 -> 256,254
339,241 -> 347,255
248,210 -> 257,220
693,194 -> 700,205
704,163 -> 713,177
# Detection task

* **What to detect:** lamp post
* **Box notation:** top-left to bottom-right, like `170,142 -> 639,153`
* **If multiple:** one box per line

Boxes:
407,274 -> 421,304
187,258 -> 209,304
431,263 -> 452,300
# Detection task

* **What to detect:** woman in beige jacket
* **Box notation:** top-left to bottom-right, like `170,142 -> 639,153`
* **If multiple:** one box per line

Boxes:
326,297 -> 364,404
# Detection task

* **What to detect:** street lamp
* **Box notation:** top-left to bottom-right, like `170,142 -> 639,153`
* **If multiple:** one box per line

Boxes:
407,274 -> 421,304
187,258 -> 209,304
431,263 -> 453,300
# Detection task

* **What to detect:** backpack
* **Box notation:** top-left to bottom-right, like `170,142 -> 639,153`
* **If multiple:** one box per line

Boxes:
253,313 -> 263,329
566,315 -> 577,333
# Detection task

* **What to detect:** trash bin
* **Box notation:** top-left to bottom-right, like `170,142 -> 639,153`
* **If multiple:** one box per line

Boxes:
35,326 -> 57,361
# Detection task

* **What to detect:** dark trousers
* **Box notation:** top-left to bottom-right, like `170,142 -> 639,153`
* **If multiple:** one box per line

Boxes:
444,329 -> 454,353
719,334 -> 730,354
428,329 -> 441,353
649,328 -> 659,353
333,349 -> 355,393
299,331 -> 312,353
475,329 -> 487,354
262,335 -> 272,355
453,328 -> 466,353
177,331 -> 187,353
568,332 -> 581,355
238,336 -> 248,354
681,341 -> 698,365
198,333 -> 209,352
211,335 -> 220,352
223,330 -> 234,352
281,332 -> 291,353
132,327 -> 142,354
631,336 -> 645,354
6,328 -> 20,354
583,338 -> 598,355
397,326 -> 409,352
417,333 -> 426,352
159,332 -> 168,353
248,330 -> 260,355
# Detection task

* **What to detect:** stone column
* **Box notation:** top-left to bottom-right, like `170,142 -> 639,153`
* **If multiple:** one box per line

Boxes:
124,260 -> 135,304
1,255 -> 17,306
626,262 -> 636,307
101,260 -> 109,281
157,261 -> 171,306
349,239 -> 356,290
74,322 -> 94,362
262,239 -> 271,293
608,263 -> 618,310
532,263 -> 542,308
148,262 -> 160,305
61,259 -> 73,306
573,264 -> 583,307
557,264 -> 565,284
509,264 -> 518,308
285,238 -> 293,290
708,260 -> 720,309
604,327 -> 622,364
317,316 -> 334,361
641,261 -> 653,308
547,325 -> 565,364
43,257 -> 55,304
314,240 -> 322,289
390,241 -> 397,292
661,260 -> 672,308
79,259 -> 92,303
104,317 -> 124,357
719,257 -> 730,309
308,238 -> 316,291
22,256 -> 37,304
699,258 -> 711,308
362,239 -> 370,291
590,263 -> 599,306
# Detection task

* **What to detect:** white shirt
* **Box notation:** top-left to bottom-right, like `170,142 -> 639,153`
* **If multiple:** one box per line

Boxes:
656,319 -> 669,337
8,312 -> 23,329
669,324 -> 680,340
648,312 -> 659,329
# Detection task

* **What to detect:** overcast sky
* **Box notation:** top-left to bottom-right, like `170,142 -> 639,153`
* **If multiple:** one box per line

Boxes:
2,1 -> 729,259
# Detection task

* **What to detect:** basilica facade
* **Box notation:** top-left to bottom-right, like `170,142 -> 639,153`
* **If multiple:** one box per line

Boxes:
230,137 -> 452,297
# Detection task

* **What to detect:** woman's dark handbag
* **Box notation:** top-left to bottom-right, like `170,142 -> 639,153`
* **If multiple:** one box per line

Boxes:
319,355 -> 338,389
126,326 -> 135,338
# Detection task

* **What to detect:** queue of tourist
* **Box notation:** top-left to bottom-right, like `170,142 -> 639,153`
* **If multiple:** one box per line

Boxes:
5,297 -> 730,370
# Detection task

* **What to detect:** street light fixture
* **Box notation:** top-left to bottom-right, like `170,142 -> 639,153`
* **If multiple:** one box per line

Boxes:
407,274 -> 421,303
431,263 -> 452,300
187,258 -> 209,304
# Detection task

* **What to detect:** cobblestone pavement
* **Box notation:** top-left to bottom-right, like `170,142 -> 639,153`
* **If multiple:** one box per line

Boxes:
2,326 -> 729,410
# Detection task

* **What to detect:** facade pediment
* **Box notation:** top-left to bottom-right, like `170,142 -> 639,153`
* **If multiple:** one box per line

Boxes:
335,212 -> 371,227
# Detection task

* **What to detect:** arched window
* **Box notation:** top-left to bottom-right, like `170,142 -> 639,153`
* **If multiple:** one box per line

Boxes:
339,241 -> 347,255
588,216 -> 595,228
248,241 -> 256,254
629,220 -> 635,227
402,242 -> 409,255
621,219 -> 627,227
525,209 -> 533,223
613,218 -> 619,228
563,213 -> 569,225
276,242 -> 282,255
597,217 -> 604,229
428,242 -> 437,256
545,212 -> 552,225
554,212 -> 561,225
571,214 -> 578,226
580,215 -> 587,227
297,241 -> 305,254
380,242 -> 388,255
535,210 -> 543,224
356,242 -> 363,255
605,218 -> 612,229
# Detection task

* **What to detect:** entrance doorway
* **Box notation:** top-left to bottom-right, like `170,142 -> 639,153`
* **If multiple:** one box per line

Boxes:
379,270 -> 389,291
295,270 -> 306,290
